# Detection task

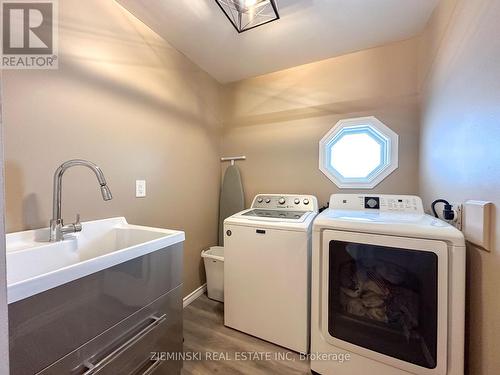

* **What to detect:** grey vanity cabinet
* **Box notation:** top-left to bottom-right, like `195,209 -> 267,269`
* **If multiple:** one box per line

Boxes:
9,243 -> 184,375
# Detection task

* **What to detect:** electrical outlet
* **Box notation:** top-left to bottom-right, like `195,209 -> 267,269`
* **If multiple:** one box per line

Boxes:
450,202 -> 463,231
136,180 -> 146,198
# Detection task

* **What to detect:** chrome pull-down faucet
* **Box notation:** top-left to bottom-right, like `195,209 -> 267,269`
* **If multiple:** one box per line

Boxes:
49,159 -> 113,242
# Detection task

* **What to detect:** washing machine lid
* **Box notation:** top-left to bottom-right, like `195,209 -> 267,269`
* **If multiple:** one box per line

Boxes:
225,209 -> 317,232
242,209 -> 308,220
224,194 -> 319,232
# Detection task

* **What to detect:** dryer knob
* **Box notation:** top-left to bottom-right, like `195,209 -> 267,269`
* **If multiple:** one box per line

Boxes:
294,198 -> 300,204
265,198 -> 271,203
303,199 -> 310,205
278,198 -> 286,205
257,198 -> 263,203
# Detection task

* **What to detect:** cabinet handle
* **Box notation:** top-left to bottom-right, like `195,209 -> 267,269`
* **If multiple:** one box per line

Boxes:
82,314 -> 167,375
141,358 -> 163,375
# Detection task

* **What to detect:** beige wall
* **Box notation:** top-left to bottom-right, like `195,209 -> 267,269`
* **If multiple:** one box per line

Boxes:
0,74 -> 9,374
3,4 -> 499,373
222,39 -> 421,207
418,0 -> 460,90
2,0 -> 222,297
419,0 -> 500,373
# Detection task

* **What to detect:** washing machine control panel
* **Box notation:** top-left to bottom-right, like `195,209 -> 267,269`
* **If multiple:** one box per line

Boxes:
252,194 -> 318,212
329,194 -> 424,214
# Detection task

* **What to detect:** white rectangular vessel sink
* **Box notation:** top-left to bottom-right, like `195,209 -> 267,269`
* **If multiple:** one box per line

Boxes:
6,217 -> 185,304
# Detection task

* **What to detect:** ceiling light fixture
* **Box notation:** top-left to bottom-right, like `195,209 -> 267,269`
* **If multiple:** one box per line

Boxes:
214,0 -> 280,33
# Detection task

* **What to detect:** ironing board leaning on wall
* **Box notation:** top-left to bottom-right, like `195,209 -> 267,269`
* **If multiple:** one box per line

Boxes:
219,156 -> 245,246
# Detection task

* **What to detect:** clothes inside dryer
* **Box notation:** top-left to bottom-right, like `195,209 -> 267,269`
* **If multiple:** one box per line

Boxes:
328,240 -> 438,369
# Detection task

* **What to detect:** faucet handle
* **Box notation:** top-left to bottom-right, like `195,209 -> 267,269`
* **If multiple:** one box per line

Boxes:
74,213 -> 82,232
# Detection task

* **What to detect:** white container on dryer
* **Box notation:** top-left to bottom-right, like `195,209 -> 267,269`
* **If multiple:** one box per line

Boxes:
224,194 -> 318,353
202,246 -> 224,302
310,194 -> 465,375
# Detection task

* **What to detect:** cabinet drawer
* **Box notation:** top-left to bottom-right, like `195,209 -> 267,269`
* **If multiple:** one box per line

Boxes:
10,243 -> 183,375
38,285 -> 183,375
81,313 -> 175,375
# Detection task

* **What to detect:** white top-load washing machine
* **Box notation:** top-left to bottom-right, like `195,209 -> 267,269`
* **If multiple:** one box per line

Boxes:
224,194 -> 318,353
311,194 -> 465,375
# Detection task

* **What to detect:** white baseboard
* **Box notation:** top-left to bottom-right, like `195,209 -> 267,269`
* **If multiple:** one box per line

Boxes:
183,283 -> 207,308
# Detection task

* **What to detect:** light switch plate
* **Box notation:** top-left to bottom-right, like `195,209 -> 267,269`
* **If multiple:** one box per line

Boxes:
464,200 -> 493,251
136,180 -> 146,198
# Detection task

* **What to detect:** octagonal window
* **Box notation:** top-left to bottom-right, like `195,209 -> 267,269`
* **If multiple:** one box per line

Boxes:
319,117 -> 398,189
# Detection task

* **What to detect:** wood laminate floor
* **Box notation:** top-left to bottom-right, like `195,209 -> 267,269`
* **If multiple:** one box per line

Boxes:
182,294 -> 311,375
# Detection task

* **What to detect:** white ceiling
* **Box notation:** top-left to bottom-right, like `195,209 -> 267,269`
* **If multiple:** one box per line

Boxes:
117,0 -> 440,83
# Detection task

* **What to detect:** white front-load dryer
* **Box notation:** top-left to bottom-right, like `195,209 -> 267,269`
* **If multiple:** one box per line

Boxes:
224,194 -> 318,353
311,194 -> 465,375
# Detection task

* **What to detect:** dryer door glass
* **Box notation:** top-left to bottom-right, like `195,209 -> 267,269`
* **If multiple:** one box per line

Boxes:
328,241 -> 438,369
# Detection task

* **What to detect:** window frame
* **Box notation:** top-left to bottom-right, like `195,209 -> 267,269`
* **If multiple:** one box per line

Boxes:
319,116 -> 399,189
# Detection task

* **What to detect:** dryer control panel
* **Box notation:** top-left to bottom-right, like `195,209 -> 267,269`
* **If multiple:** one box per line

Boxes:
251,194 -> 319,212
329,194 -> 424,214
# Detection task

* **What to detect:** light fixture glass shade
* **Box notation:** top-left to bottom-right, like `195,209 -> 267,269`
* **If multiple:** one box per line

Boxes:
215,0 -> 279,33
